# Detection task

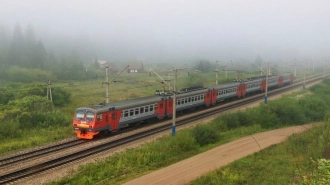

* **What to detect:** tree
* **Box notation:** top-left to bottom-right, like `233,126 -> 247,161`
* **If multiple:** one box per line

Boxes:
24,24 -> 37,67
10,22 -> 25,66
0,24 -> 10,66
193,60 -> 211,73
184,72 -> 206,87
31,40 -> 47,68
254,55 -> 263,66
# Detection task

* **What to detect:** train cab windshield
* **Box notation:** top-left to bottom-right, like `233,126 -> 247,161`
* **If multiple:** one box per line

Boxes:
86,111 -> 95,121
75,110 -> 84,120
75,110 -> 95,121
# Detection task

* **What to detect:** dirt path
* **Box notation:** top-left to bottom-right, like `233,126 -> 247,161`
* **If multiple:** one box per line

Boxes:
123,123 -> 317,185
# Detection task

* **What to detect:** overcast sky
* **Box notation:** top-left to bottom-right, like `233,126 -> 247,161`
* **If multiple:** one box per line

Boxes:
1,0 -> 330,64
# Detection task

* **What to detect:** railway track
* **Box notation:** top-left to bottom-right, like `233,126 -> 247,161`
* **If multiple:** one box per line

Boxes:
0,74 -> 327,184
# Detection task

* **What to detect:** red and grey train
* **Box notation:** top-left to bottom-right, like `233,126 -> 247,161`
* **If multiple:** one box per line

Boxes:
73,73 -> 294,139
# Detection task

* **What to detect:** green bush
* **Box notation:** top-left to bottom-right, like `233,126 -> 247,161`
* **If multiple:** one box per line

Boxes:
256,105 -> 281,129
17,112 -> 33,129
325,112 -> 330,123
192,124 -> 220,146
52,87 -> 71,106
0,87 -> 15,105
0,120 -> 21,139
169,131 -> 199,152
220,113 -> 240,130
28,111 -> 70,128
270,98 -> 307,125
236,111 -> 253,127
7,95 -> 52,112
299,97 -> 328,121
323,78 -> 330,86
210,117 -> 228,132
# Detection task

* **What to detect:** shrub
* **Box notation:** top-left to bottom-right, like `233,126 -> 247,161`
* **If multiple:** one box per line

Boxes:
0,120 -> 21,139
169,131 -> 199,152
0,87 -> 15,104
236,111 -> 253,127
192,124 -> 220,146
256,105 -> 281,129
211,117 -> 228,132
220,113 -> 240,130
270,98 -> 307,125
17,112 -> 33,129
299,97 -> 328,121
52,87 -> 71,107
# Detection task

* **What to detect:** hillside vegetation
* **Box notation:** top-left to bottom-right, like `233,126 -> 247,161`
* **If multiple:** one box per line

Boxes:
47,78 -> 330,185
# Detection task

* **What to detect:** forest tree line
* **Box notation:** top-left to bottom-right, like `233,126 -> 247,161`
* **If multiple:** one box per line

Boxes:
0,23 -> 103,83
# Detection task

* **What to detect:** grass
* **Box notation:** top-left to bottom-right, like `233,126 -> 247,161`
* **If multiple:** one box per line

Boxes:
189,122 -> 330,185
0,71 -> 256,156
0,126 -> 73,156
48,124 -> 267,185
46,78 -> 330,185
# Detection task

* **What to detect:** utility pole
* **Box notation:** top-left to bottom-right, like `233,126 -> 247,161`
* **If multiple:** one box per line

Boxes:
102,66 -> 110,104
264,62 -> 269,104
215,61 -> 218,85
47,79 -> 53,110
106,66 -> 109,103
303,62 -> 306,89
47,79 -> 53,102
293,58 -> 297,78
171,68 -> 188,136
252,62 -> 265,76
149,69 -> 173,90
172,69 -> 177,136
220,60 -> 232,78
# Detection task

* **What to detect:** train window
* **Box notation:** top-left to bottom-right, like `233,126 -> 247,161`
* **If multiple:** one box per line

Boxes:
181,99 -> 184,104
75,110 -> 84,120
86,111 -> 94,121
145,106 -> 149,112
121,112 -> 123,118
188,98 -> 191,102
177,99 -> 180,105
150,105 -> 154,111
130,109 -> 134,116
112,113 -> 117,120
154,104 -> 157,110
135,108 -> 139,115
140,107 -> 144,114
124,110 -> 128,117
185,98 -> 188,103
97,114 -> 102,121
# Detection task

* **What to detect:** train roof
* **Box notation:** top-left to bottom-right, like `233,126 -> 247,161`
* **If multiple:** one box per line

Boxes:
77,95 -> 165,113
175,87 -> 210,98
208,81 -> 241,90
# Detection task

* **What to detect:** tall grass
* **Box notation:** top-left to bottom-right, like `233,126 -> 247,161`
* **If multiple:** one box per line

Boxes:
48,78 -> 330,185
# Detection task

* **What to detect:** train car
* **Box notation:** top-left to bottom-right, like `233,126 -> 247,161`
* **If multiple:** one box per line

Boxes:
73,95 -> 168,139
208,81 -> 243,103
282,73 -> 294,85
73,73 -> 294,139
171,87 -> 211,114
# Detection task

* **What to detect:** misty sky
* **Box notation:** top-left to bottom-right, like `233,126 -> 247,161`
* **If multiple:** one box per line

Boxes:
1,0 -> 330,64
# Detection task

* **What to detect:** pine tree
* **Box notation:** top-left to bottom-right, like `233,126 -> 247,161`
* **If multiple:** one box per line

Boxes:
0,24 -> 10,66
10,22 -> 25,66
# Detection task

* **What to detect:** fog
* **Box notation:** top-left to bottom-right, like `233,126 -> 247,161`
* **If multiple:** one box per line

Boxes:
1,0 -> 330,64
